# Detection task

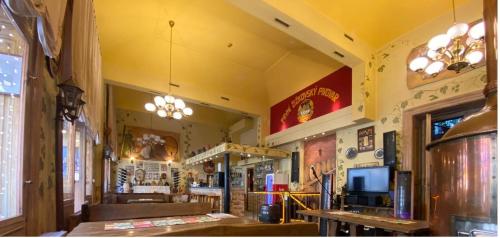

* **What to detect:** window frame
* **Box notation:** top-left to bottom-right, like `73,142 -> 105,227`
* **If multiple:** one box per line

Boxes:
0,1 -> 34,235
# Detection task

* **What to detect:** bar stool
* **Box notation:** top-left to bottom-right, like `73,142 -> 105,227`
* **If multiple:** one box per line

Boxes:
190,194 -> 200,203
201,195 -> 209,203
208,194 -> 221,212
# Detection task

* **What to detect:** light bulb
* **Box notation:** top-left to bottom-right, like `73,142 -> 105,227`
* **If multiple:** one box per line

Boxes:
466,50 -> 483,64
447,23 -> 469,39
427,34 -> 451,51
409,57 -> 429,72
164,95 -> 175,104
174,99 -> 185,109
183,107 -> 193,116
154,96 -> 166,107
427,50 -> 439,60
144,103 -> 156,112
468,21 -> 485,40
425,61 -> 444,76
173,111 -> 183,120
157,109 -> 167,117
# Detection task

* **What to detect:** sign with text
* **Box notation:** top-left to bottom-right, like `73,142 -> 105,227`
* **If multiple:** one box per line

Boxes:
270,66 -> 352,134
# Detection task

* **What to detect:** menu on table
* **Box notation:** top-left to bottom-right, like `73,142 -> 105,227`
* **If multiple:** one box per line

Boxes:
206,213 -> 238,219
104,215 -> 221,231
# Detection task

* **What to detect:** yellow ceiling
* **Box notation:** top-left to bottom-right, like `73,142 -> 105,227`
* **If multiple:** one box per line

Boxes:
94,0 -> 341,116
304,0 -> 472,49
112,85 -> 247,128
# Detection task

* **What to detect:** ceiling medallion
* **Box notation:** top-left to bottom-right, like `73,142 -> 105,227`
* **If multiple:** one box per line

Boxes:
408,0 -> 485,77
144,20 -> 193,120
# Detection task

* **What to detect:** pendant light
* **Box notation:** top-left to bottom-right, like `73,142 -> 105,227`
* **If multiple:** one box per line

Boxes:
408,0 -> 485,76
144,20 -> 193,119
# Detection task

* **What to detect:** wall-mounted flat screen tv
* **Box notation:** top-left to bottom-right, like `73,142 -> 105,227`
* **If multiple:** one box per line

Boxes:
347,166 -> 390,193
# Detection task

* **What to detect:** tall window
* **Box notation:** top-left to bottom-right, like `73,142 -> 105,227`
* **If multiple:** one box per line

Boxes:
85,136 -> 93,199
0,6 -> 27,221
62,121 -> 75,201
73,124 -> 85,213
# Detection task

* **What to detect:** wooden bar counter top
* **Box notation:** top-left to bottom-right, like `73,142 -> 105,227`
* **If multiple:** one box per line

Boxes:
297,209 -> 429,235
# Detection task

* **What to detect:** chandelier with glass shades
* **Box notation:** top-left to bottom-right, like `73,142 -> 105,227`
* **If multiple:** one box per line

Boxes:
408,0 -> 485,77
144,20 -> 193,120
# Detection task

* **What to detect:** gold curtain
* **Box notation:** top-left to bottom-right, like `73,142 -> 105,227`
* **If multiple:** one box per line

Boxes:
71,0 -> 103,140
5,0 -> 67,58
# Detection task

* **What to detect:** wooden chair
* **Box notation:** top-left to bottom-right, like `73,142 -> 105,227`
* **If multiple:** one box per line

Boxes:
166,222 -> 319,236
81,202 -> 212,222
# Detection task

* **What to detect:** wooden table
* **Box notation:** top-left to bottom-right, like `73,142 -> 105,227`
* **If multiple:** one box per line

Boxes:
68,216 -> 256,236
297,210 -> 429,236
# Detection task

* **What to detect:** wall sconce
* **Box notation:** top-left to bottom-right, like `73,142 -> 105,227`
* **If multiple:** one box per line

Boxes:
167,159 -> 173,167
57,77 -> 85,123
130,156 -> 135,164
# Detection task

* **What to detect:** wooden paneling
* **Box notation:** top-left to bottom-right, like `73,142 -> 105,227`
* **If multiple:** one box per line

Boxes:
81,203 -> 213,222
0,217 -> 25,236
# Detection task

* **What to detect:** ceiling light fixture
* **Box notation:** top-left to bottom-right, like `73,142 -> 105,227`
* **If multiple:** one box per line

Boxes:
144,20 -> 193,120
408,0 -> 485,76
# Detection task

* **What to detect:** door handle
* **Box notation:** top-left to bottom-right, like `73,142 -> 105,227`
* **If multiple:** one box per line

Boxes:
24,180 -> 32,184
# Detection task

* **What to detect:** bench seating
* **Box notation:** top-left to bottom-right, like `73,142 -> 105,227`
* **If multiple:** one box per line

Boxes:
81,202 -> 212,222
107,193 -> 174,204
166,222 -> 319,236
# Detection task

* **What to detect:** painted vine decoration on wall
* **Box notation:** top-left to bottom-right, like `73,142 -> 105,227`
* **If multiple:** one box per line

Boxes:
379,71 -> 487,127
357,54 -> 376,113
182,124 -> 193,158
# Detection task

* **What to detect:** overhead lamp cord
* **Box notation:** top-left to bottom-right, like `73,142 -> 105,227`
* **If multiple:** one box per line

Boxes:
452,0 -> 456,23
169,20 -> 174,94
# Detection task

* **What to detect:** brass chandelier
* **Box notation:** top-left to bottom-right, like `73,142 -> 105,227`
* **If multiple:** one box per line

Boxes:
408,0 -> 485,77
144,20 -> 193,119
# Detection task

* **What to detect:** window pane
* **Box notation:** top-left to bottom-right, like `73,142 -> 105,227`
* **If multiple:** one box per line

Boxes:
85,137 -> 93,197
74,126 -> 85,213
62,121 -> 74,200
0,6 -> 27,221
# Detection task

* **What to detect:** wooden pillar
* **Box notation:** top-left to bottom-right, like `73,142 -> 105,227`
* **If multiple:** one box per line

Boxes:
55,96 -> 64,231
224,152 -> 230,213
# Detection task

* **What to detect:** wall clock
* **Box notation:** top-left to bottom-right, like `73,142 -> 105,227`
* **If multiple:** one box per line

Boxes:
345,147 -> 358,160
374,148 -> 384,159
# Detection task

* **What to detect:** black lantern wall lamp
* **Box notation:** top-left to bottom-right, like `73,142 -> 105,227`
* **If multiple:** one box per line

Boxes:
57,77 -> 85,123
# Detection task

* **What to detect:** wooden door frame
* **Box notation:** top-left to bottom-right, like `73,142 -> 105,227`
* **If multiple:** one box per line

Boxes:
401,90 -> 484,221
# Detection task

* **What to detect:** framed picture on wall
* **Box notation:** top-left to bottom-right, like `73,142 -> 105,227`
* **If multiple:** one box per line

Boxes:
358,126 -> 375,152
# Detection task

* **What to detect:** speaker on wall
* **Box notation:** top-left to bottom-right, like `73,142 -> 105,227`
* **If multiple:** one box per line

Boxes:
291,152 -> 300,183
383,131 -> 397,168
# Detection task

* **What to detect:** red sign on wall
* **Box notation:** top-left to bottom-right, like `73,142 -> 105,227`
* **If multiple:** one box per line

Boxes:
270,66 -> 352,134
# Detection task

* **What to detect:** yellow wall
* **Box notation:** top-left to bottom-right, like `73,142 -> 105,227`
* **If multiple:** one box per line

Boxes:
265,49 -> 344,106
112,108 -> 230,192
333,0 -> 485,193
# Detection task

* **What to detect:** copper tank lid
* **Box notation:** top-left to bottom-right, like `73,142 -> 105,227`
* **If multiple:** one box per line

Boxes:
427,91 -> 497,149
427,92 -> 497,149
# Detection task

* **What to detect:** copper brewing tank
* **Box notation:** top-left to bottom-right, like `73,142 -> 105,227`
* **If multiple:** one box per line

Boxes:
426,0 -> 497,236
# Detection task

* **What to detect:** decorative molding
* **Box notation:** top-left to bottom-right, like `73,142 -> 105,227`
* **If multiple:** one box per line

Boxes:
185,143 -> 290,165
266,106 -> 354,146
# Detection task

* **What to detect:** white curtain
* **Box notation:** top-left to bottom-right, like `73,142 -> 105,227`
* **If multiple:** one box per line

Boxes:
5,0 -> 67,58
0,95 -> 22,220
